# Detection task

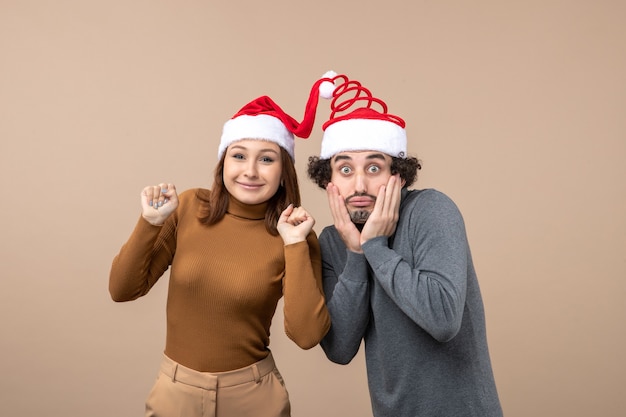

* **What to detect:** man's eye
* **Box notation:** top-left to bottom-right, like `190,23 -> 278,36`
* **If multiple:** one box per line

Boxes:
368,165 -> 380,173
340,166 -> 352,174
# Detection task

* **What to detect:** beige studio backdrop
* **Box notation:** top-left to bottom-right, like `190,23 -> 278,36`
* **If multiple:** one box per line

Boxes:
1,1 -> 625,416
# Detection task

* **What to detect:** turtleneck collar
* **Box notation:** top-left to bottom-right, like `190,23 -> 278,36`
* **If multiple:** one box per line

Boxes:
226,195 -> 267,220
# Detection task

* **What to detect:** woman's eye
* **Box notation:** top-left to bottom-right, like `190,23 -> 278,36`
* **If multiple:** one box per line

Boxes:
260,156 -> 275,163
340,166 -> 352,174
232,153 -> 245,160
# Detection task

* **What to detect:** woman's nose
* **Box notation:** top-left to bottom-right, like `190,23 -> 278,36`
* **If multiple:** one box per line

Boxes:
244,161 -> 258,177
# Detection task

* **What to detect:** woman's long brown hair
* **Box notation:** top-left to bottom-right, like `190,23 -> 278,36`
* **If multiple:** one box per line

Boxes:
197,145 -> 301,236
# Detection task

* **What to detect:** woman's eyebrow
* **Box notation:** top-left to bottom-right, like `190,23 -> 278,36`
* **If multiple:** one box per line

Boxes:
230,145 -> 278,154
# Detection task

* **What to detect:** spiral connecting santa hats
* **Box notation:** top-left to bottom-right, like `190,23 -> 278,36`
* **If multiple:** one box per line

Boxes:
219,73 -> 337,160
318,72 -> 407,159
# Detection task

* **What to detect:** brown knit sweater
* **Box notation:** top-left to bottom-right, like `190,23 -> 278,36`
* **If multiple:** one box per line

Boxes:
109,189 -> 330,372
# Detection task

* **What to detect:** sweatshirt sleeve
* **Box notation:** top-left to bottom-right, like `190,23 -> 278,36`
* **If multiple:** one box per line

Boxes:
319,228 -> 371,365
362,190 -> 468,342
282,230 -> 331,349
109,213 -> 177,302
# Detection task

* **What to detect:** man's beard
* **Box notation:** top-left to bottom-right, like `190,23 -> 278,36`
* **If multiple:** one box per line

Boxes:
349,210 -> 371,224
345,192 -> 377,224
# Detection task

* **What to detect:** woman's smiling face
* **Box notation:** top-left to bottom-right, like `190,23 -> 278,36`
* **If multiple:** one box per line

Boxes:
223,139 -> 283,205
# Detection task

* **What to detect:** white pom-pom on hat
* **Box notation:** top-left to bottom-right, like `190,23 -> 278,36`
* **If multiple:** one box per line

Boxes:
319,70 -> 337,99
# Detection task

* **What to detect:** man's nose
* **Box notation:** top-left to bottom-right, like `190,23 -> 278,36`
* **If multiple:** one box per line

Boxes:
354,174 -> 367,194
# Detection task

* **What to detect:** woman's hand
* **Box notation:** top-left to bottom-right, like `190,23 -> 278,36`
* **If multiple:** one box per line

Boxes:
140,183 -> 179,226
277,204 -> 315,245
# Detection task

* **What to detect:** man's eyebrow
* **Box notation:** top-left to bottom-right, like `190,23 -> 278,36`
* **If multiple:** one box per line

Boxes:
332,153 -> 387,163
333,155 -> 352,162
365,153 -> 387,161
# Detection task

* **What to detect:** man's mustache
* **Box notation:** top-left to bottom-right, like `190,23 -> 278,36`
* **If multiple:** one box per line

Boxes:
345,192 -> 377,204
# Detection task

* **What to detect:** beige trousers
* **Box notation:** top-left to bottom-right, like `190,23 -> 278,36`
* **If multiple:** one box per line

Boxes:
145,352 -> 290,417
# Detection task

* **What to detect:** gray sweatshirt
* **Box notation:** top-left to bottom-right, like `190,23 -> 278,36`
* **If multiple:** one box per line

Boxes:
319,188 -> 503,417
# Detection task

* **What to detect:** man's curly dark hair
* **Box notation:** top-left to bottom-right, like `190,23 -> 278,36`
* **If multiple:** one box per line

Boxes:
307,154 -> 422,190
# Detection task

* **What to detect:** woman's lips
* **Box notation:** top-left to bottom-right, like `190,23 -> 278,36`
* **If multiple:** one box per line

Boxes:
237,182 -> 263,190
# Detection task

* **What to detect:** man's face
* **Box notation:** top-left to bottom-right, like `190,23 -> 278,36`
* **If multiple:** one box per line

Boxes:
329,151 -> 394,224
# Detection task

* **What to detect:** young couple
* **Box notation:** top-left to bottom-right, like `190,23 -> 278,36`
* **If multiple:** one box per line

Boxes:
109,72 -> 503,417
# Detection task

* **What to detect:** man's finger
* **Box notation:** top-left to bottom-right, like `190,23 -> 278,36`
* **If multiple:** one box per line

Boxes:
383,175 -> 398,215
371,184 -> 387,218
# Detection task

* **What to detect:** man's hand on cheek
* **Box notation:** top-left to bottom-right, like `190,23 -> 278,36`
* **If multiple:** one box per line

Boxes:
360,175 -> 401,246
326,182 -> 364,253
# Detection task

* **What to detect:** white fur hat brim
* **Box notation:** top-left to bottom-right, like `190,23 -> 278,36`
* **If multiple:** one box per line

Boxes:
219,114 -> 294,160
321,118 -> 407,159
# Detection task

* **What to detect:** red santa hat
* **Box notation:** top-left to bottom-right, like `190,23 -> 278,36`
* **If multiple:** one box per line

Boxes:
219,72 -> 337,160
319,73 -> 407,159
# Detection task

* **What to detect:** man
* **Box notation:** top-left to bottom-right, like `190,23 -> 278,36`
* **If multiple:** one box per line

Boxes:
307,73 -> 503,417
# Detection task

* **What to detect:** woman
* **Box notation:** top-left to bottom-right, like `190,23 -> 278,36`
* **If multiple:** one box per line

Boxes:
109,75 -> 334,417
